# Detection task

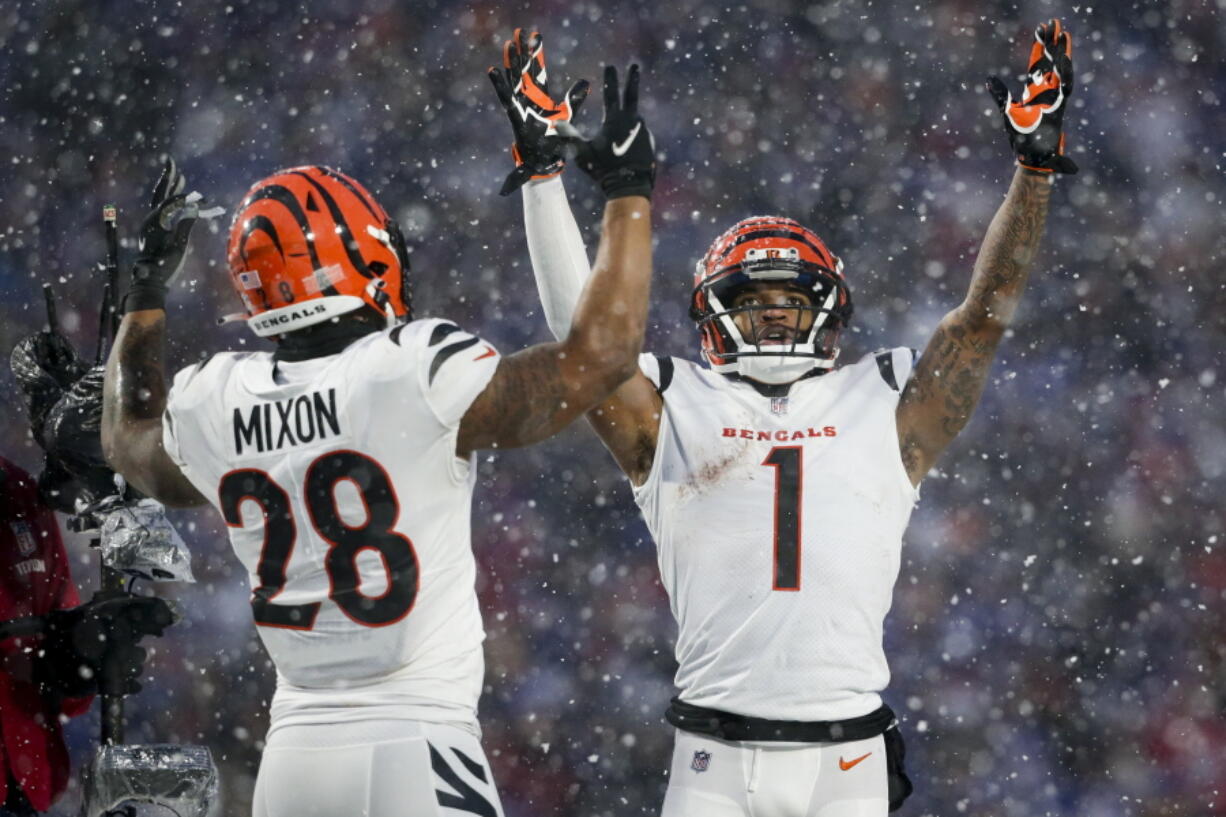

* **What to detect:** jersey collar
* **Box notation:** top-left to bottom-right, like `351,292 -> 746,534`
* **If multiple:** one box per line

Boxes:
273,318 -> 380,362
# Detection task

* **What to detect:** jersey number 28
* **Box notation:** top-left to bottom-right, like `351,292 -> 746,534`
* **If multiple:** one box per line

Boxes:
218,450 -> 419,630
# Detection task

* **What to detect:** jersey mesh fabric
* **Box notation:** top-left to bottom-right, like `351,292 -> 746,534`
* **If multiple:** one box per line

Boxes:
163,319 -> 499,731
633,349 -> 917,722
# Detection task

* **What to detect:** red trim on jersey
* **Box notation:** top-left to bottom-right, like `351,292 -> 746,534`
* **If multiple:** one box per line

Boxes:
763,446 -> 803,592
304,449 -> 420,628
216,467 -> 318,630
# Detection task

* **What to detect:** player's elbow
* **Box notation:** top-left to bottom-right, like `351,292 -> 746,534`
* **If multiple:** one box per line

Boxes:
605,354 -> 641,392
102,438 -> 145,496
600,333 -> 644,391
100,420 -> 126,476
565,325 -> 644,388
100,398 -> 138,474
101,414 -> 142,475
580,347 -> 640,396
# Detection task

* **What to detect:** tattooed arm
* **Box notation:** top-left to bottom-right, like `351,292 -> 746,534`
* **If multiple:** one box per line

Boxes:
456,196 -> 651,456
101,311 -> 207,506
897,168 -> 1054,485
523,177 -> 663,485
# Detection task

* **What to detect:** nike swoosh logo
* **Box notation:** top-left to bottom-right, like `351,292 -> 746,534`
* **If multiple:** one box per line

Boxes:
611,123 -> 642,157
473,345 -> 497,361
838,752 -> 872,771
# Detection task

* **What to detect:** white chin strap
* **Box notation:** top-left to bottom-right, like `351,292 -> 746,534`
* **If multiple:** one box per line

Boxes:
734,352 -> 833,384
711,284 -> 839,384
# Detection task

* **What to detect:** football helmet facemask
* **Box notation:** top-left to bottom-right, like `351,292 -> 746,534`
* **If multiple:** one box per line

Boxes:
690,216 -> 853,384
226,166 -> 412,337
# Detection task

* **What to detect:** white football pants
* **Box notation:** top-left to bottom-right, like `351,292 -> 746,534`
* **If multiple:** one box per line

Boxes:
253,720 -> 504,817
661,729 -> 888,817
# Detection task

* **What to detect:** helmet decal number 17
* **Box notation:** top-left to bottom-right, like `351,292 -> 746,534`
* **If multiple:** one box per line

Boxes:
763,446 -> 802,591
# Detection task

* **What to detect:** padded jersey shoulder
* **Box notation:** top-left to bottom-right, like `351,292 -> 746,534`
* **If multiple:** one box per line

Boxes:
168,351 -> 254,410
855,347 -> 918,393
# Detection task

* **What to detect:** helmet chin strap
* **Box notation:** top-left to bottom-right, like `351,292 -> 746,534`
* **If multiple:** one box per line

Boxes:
722,291 -> 839,384
735,352 -> 831,385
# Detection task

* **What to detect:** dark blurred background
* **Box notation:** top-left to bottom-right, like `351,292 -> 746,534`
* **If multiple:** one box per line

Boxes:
2,0 -> 1223,815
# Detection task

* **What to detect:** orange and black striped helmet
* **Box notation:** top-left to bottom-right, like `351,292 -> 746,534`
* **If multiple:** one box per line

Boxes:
226,166 -> 412,337
690,216 -> 853,383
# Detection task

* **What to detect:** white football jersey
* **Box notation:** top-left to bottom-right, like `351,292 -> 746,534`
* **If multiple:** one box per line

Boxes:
163,319 -> 500,732
633,348 -> 918,722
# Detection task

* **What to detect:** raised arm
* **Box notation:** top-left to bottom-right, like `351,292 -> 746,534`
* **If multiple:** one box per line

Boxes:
482,30 -> 664,481
457,58 -> 656,456
897,169 -> 1052,482
103,311 -> 203,506
101,160 -> 208,506
523,174 -> 664,484
897,20 -> 1076,485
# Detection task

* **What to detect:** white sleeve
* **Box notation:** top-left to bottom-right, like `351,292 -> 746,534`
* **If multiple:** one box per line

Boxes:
160,361 -> 220,501
161,361 -> 210,470
871,347 -> 918,394
161,404 -> 186,469
523,175 -> 592,340
412,320 -> 501,429
892,347 -> 918,390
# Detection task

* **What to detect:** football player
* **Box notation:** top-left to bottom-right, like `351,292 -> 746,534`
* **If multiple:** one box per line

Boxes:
99,59 -> 655,817
493,22 -> 1076,816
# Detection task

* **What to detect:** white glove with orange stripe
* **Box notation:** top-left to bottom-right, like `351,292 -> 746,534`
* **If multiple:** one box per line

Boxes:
987,19 -> 1078,175
489,28 -> 590,196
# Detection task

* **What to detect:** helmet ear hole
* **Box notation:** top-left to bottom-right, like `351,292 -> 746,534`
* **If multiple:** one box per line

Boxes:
369,261 -> 389,276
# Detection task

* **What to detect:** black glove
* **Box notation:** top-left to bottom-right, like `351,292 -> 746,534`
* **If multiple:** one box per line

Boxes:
987,19 -> 1078,175
489,28 -> 590,197
10,329 -> 89,443
38,594 -> 175,698
556,64 -> 656,200
41,366 -> 114,507
124,158 -> 210,313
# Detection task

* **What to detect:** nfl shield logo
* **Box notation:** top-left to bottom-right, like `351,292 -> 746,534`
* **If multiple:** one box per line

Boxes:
10,521 -> 36,557
771,395 -> 789,416
690,750 -> 711,773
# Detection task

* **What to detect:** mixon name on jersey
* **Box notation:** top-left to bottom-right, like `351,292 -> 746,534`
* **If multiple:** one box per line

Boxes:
233,389 -> 342,455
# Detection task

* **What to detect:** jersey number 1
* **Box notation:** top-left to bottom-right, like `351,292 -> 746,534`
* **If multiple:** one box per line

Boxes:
763,446 -> 802,591
218,450 -> 419,630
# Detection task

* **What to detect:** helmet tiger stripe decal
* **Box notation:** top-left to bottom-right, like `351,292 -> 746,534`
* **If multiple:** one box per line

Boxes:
227,166 -> 412,337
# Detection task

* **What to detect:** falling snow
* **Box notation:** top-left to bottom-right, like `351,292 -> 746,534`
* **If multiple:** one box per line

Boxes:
0,2 -> 1223,816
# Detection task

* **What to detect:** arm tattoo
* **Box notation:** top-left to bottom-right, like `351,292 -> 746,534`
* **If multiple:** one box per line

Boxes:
899,170 -> 1054,482
458,344 -> 570,453
901,320 -> 993,435
964,171 -> 1053,326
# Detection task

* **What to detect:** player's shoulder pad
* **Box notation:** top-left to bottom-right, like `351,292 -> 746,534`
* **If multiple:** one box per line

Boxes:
637,353 -> 678,395
169,352 -> 246,408
376,317 -> 498,388
869,347 -> 919,392
400,318 -> 500,428
385,317 -> 458,350
355,318 -> 464,380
